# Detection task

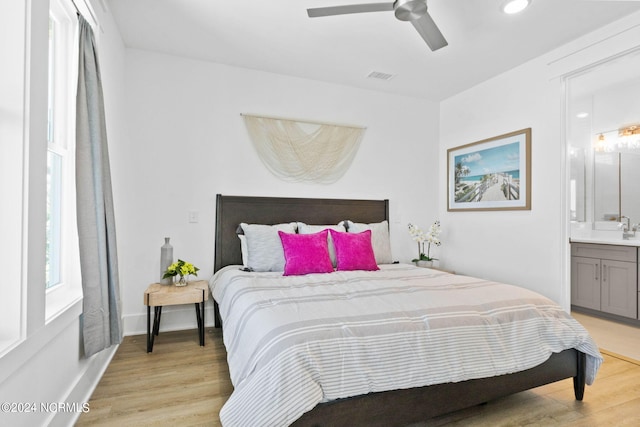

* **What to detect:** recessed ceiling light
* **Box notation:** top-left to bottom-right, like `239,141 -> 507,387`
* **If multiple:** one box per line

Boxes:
503,0 -> 531,14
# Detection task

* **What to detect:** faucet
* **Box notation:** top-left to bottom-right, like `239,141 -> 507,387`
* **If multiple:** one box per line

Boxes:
620,216 -> 637,239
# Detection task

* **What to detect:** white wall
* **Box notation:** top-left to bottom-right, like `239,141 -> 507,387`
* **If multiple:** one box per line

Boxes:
439,11 -> 640,309
439,58 -> 563,302
117,10 -> 640,334
0,1 -> 127,426
116,49 -> 440,335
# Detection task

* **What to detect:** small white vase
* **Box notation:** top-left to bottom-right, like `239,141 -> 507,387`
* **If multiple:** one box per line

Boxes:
416,260 -> 433,268
160,237 -> 173,285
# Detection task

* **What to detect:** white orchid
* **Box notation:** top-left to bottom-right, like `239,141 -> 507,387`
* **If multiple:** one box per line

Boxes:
408,221 -> 441,262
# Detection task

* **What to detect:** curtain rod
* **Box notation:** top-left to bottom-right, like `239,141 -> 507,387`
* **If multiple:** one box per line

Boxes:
240,113 -> 366,130
71,0 -> 100,31
70,0 -> 81,14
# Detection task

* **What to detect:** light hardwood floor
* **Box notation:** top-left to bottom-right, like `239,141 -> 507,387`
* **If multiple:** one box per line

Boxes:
76,329 -> 232,426
572,311 -> 640,362
76,328 -> 640,426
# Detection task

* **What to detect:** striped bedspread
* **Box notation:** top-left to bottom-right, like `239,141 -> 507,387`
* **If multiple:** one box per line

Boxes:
210,264 -> 602,427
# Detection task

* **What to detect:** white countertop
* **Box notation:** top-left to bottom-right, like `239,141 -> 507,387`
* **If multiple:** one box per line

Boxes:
570,222 -> 640,247
570,236 -> 640,247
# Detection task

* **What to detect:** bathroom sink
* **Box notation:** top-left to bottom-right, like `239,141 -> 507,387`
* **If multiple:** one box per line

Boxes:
589,229 -> 623,240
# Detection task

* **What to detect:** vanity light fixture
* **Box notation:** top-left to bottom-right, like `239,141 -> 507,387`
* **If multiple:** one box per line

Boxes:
620,125 -> 640,137
503,0 -> 531,14
619,125 -> 640,149
594,133 -> 607,152
594,124 -> 640,152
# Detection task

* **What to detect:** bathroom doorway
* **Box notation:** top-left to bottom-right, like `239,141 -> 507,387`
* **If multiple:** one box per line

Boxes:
565,48 -> 640,360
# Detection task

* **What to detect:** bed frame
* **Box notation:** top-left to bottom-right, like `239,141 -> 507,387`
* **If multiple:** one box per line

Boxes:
213,194 -> 586,427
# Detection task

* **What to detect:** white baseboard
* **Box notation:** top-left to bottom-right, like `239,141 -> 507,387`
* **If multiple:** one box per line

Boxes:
47,343 -> 118,427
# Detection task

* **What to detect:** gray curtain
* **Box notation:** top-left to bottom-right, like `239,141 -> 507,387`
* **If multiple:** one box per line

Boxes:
76,15 -> 122,357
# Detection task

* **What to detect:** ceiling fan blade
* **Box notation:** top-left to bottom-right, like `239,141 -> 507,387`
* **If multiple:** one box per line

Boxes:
411,11 -> 448,51
307,3 -> 394,18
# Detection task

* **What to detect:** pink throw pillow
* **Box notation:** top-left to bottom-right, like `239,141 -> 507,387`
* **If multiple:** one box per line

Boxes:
329,229 -> 379,271
278,230 -> 334,276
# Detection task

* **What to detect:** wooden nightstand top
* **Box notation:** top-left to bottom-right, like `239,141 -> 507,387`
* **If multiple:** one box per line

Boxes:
144,280 -> 209,306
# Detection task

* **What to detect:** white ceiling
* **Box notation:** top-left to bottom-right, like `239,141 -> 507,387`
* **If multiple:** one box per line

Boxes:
107,0 -> 640,101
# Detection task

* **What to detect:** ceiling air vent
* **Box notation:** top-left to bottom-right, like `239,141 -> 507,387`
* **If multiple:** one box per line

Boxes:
367,71 -> 395,81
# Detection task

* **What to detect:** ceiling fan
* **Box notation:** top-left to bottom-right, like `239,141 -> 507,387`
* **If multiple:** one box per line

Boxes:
307,0 -> 448,51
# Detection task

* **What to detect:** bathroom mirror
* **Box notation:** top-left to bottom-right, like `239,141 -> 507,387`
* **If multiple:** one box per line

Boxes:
593,152 -> 619,223
568,146 -> 588,222
592,150 -> 640,227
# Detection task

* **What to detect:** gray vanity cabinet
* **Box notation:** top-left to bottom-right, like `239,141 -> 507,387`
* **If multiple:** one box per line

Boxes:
571,243 -> 638,319
571,256 -> 601,310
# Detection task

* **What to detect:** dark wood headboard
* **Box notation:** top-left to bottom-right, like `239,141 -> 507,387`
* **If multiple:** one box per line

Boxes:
214,194 -> 389,272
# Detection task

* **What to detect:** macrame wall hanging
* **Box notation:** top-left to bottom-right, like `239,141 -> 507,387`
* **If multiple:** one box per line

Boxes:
242,114 -> 366,184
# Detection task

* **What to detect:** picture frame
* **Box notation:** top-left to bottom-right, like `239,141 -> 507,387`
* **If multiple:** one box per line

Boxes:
447,128 -> 531,212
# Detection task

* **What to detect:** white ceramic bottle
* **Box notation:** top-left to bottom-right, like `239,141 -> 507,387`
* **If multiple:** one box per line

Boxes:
160,237 -> 173,285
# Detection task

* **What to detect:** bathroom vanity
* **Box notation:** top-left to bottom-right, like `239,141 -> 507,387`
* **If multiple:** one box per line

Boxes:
571,237 -> 640,323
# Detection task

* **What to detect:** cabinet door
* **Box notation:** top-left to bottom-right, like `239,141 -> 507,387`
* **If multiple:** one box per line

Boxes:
601,260 -> 638,318
571,256 -> 601,310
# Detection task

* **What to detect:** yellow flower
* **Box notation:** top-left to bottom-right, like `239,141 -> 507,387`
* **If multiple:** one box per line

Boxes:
162,259 -> 199,279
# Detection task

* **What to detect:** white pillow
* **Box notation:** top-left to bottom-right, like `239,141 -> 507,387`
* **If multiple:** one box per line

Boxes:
296,222 -> 346,267
345,220 -> 393,264
238,234 -> 248,267
240,222 -> 297,272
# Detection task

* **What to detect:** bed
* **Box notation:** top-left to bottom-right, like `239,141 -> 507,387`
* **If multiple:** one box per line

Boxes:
211,194 -> 602,427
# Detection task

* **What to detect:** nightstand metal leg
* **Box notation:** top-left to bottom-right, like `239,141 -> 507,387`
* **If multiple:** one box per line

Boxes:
148,306 -> 162,352
153,306 -> 162,336
195,302 -> 201,330
195,302 -> 205,346
201,300 -> 205,345
147,305 -> 151,353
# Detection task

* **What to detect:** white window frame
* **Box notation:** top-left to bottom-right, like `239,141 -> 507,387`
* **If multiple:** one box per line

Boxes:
46,0 -> 82,321
0,1 -> 28,354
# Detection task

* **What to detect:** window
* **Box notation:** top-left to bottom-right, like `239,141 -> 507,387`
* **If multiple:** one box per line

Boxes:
46,0 -> 82,318
47,15 -> 63,288
47,3 -> 72,289
0,1 -> 28,353
46,150 -> 63,287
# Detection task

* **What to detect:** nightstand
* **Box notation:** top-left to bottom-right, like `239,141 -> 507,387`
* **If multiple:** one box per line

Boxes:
144,280 -> 209,353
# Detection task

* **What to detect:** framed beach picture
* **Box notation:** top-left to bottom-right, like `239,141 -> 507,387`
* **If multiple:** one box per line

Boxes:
447,128 -> 531,211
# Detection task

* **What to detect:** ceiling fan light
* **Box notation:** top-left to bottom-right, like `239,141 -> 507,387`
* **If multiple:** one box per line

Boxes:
503,0 -> 531,15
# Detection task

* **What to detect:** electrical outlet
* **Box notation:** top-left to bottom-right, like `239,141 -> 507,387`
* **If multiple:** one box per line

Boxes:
188,211 -> 199,223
